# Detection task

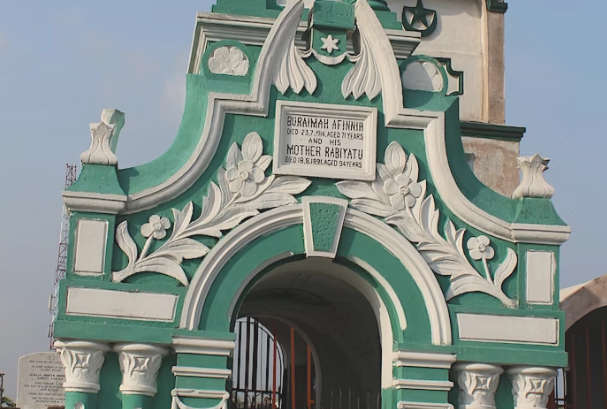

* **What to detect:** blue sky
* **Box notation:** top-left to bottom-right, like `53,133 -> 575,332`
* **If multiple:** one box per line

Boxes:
1,0 -> 605,398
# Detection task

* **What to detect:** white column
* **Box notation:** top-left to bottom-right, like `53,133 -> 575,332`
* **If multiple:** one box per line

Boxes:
453,363 -> 503,409
507,366 -> 556,409
114,343 -> 168,396
54,340 -> 110,393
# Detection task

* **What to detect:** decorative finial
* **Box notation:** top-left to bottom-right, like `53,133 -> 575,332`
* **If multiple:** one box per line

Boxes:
512,154 -> 555,199
80,108 -> 125,166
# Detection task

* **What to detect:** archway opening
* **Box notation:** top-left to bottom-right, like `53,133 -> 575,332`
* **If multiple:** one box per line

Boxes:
232,257 -> 383,409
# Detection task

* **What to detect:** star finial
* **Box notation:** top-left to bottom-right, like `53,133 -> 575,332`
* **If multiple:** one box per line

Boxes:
402,0 -> 437,37
320,34 -> 340,54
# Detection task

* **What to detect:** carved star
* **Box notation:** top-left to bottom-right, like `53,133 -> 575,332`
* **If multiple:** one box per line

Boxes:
73,353 -> 90,369
133,357 -> 150,372
320,35 -> 340,54
472,375 -> 491,392
403,0 -> 437,37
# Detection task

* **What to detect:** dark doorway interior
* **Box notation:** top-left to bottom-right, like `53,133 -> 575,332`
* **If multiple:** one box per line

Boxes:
232,258 -> 382,409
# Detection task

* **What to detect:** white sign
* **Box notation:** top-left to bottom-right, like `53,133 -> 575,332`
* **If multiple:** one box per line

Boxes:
273,101 -> 377,180
17,352 -> 65,409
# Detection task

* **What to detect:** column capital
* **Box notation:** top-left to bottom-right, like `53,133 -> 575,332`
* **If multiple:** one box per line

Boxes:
54,340 -> 110,393
507,366 -> 556,409
453,362 -> 503,409
115,343 -> 168,396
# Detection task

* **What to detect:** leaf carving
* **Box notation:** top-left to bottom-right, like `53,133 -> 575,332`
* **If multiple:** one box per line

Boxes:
112,132 -> 311,286
337,141 -> 518,307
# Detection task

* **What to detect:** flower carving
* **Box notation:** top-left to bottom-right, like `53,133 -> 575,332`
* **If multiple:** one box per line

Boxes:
208,46 -> 249,76
112,131 -> 310,286
226,133 -> 271,198
383,173 -> 423,210
141,215 -> 171,240
467,236 -> 494,261
336,141 -> 518,307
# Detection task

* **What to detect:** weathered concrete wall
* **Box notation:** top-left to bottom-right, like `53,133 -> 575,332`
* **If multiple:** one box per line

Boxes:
462,136 -> 519,197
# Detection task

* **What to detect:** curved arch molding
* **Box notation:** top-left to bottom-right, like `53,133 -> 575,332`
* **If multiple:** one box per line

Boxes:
180,204 -> 452,346
63,0 -> 569,245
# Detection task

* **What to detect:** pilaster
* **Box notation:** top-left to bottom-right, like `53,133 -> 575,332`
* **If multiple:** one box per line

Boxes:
115,343 -> 168,409
55,340 -> 110,409
453,363 -> 503,409
507,366 -> 556,409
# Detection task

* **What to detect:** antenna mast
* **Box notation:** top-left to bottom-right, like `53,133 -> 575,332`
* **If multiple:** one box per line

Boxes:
48,163 -> 78,348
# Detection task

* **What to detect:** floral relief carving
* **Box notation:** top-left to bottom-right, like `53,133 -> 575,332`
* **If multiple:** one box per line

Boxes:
55,341 -> 109,393
115,344 -> 167,396
112,132 -> 311,285
208,46 -> 249,76
336,142 -> 518,307
508,366 -> 556,409
454,363 -> 503,409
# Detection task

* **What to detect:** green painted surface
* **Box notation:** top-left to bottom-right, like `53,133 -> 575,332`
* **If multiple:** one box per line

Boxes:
120,394 -> 150,409
309,202 -> 342,252
394,366 -> 449,381
65,391 -> 96,409
57,3 -> 570,408
312,0 -> 355,30
66,212 -> 117,280
69,164 -> 125,195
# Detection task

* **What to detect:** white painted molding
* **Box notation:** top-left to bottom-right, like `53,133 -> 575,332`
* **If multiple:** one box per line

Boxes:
115,0 -> 569,247
62,191 -> 127,214
124,0 -> 307,214
302,196 -> 348,258
171,389 -> 230,409
398,402 -> 453,409
73,219 -> 107,276
180,204 -> 452,346
507,366 -> 556,409
512,154 -> 554,199
65,287 -> 178,322
172,337 -> 235,356
188,13 -> 419,75
172,388 -> 230,400
54,340 -> 110,393
171,366 -> 232,379
393,379 -> 454,391
456,313 -> 559,345
80,109 -> 124,166
114,344 -> 168,396
348,257 -> 408,333
453,363 -> 503,409
526,251 -> 555,305
393,351 -> 456,369
171,395 -> 226,409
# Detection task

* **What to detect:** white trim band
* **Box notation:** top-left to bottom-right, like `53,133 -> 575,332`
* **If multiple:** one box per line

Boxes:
457,313 -> 559,345
393,351 -> 456,369
393,379 -> 454,391
172,366 -> 232,379
172,337 -> 235,356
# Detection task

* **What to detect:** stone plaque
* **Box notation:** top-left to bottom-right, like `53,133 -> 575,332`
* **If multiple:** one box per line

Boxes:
273,101 -> 377,180
17,352 -> 65,409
